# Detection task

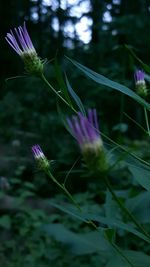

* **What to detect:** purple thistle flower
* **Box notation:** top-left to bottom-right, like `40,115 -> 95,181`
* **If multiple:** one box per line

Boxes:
5,22 -> 36,56
32,144 -> 49,170
67,109 -> 103,152
67,109 -> 108,172
5,22 -> 44,76
134,70 -> 145,84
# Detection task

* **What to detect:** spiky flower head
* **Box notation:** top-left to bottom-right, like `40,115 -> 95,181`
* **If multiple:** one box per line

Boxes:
67,109 -> 107,172
134,70 -> 147,97
32,144 -> 49,171
5,22 -> 44,76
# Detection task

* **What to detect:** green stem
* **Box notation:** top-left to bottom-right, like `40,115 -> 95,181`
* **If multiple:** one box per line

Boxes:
41,73 -> 77,113
124,112 -> 147,134
144,107 -> 150,136
47,170 -> 81,211
103,176 -> 150,240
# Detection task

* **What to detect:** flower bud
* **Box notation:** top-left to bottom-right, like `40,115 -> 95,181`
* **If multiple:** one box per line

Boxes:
134,70 -> 147,97
32,145 -> 50,171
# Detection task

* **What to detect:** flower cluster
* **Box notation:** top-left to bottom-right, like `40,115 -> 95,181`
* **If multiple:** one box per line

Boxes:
5,22 -> 44,76
5,23 -> 108,173
134,70 -> 147,97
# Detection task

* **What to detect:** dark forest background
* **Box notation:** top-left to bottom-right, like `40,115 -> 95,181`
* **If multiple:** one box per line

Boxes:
0,1 -> 150,266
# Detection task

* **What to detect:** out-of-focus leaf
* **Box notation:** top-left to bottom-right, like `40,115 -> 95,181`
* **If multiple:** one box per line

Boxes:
42,223 -> 112,255
106,250 -> 150,267
49,202 -> 150,244
66,57 -> 150,110
126,191 -> 150,223
105,190 -> 118,228
104,229 -> 116,243
128,164 -> 150,192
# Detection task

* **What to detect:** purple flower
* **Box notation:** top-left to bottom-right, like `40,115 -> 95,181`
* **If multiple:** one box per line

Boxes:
134,70 -> 145,84
134,70 -> 147,97
32,145 -> 45,159
67,109 -> 103,153
5,22 -> 44,75
32,144 -> 49,170
5,22 -> 36,56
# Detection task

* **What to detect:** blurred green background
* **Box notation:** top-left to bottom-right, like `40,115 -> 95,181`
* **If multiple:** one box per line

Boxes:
0,1 -> 150,266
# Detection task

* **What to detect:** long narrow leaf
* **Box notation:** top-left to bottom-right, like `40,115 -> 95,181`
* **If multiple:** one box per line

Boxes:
66,56 -> 150,110
65,73 -> 86,115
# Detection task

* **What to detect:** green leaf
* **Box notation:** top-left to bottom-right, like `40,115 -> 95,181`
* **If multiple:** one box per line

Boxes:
65,73 -> 86,115
106,255 -> 129,267
128,164 -> 150,192
104,229 -> 116,243
49,201 -> 88,223
106,250 -> 150,267
49,202 -> 150,244
42,223 -> 112,256
126,192 -> 150,224
105,190 -> 119,229
66,56 -> 150,110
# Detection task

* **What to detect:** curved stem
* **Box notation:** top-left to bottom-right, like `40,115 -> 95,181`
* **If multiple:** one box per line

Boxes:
47,170 -> 81,211
41,73 -> 77,113
144,107 -> 150,136
103,176 -> 150,240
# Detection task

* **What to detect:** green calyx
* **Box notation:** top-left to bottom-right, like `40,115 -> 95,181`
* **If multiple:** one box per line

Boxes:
83,144 -> 108,173
22,52 -> 44,76
136,83 -> 148,97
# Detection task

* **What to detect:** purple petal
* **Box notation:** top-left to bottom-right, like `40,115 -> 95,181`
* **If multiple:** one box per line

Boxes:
134,70 -> 144,82
93,109 -> 99,132
78,113 -> 90,142
5,32 -> 22,54
6,23 -> 35,55
15,27 -> 28,51
23,22 -> 35,50
72,116 -> 85,145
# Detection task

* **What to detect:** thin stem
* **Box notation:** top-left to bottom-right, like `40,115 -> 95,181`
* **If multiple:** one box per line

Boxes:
124,112 -> 147,134
103,176 -> 150,240
41,73 -> 77,113
144,107 -> 150,136
47,170 -> 81,211
63,156 -> 81,186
